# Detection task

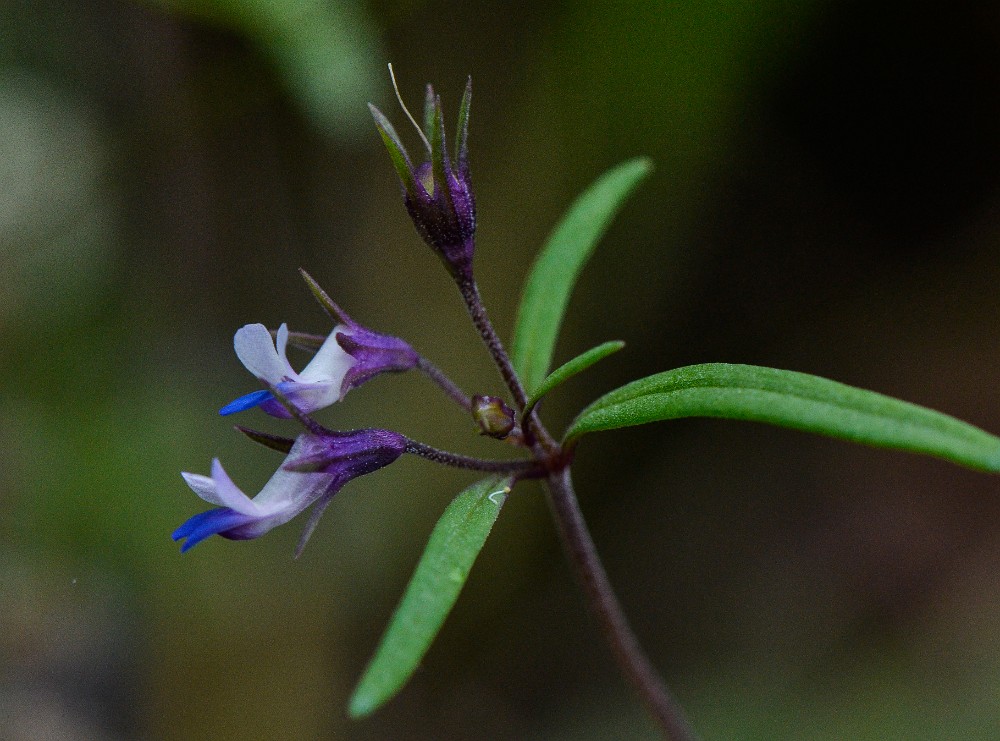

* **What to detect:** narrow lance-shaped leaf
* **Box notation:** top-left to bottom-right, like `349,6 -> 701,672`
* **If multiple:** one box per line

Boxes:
565,363 -> 1000,473
525,340 -> 626,413
349,476 -> 511,718
510,158 -> 653,392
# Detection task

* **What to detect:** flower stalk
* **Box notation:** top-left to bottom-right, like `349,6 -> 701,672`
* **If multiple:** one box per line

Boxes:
416,355 -> 473,411
456,277 -> 529,410
545,467 -> 698,741
403,439 -> 538,475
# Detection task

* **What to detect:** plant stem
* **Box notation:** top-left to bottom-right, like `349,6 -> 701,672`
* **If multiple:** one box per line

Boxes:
545,466 -> 698,741
416,356 -> 473,411
453,271 -> 692,736
404,439 -> 538,474
456,277 -> 529,410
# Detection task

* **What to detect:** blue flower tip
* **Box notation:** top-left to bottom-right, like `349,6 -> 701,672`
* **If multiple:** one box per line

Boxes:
219,389 -> 273,416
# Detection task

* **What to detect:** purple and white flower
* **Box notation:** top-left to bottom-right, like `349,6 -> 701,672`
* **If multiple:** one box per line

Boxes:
220,319 -> 419,418
220,323 -> 352,417
173,429 -> 407,554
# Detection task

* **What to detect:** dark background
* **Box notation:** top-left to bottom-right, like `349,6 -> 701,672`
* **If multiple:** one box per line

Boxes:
4,1 -> 1000,738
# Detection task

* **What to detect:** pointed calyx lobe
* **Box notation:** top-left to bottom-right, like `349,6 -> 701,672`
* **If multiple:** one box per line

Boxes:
370,77 -> 475,280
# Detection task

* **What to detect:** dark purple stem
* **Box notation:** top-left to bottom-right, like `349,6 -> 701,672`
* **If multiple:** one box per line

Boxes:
416,355 -> 473,411
546,466 -> 698,741
404,439 -> 538,474
456,278 -> 529,410
434,267 -> 692,736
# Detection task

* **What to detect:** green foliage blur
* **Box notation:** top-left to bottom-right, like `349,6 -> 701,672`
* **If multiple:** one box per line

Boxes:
4,1 -> 1000,738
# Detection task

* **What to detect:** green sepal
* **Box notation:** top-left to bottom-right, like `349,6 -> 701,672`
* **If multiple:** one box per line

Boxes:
525,340 -> 625,413
428,95 -> 454,213
565,363 -> 1000,473
369,103 -> 418,197
298,268 -> 351,324
455,77 -> 472,166
349,476 -> 511,718
422,83 -> 436,142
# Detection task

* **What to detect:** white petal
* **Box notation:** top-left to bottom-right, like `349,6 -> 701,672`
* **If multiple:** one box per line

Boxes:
281,381 -> 340,415
251,436 -> 335,521
181,472 -> 219,502
276,323 -> 290,363
234,323 -> 296,383
201,459 -> 260,515
299,324 -> 355,387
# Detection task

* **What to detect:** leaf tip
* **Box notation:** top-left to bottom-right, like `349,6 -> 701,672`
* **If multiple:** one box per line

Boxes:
627,155 -> 655,177
347,689 -> 377,719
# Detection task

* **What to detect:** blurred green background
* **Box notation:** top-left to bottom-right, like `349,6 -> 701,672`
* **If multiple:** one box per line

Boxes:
5,1 -> 1000,738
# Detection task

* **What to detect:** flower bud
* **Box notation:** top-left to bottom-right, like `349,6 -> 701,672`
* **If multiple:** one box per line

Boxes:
471,395 -> 516,439
370,75 -> 475,280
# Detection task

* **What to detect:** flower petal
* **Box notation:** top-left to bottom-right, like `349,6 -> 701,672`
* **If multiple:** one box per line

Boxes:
179,472 -> 218,502
181,461 -> 259,515
276,322 -> 290,363
234,323 -> 295,383
172,508 -> 256,552
249,463 -> 333,515
219,389 -> 273,416
298,326 -> 355,386
207,459 -> 261,515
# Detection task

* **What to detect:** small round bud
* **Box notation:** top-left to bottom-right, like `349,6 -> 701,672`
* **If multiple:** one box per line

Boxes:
471,395 -> 516,439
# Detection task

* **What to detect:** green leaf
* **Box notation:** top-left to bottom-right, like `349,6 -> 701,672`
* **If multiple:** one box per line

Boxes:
526,340 -> 625,412
565,363 -> 1000,473
349,476 -> 511,718
510,157 -> 653,392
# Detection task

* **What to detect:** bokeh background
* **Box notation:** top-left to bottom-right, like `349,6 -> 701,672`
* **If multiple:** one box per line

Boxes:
5,1 -> 1000,738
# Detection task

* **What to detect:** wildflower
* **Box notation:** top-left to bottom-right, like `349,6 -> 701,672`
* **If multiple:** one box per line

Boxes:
370,70 -> 475,280
173,429 -> 407,555
220,318 -> 418,418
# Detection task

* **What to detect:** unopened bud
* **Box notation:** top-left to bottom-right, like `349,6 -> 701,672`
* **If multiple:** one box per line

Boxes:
370,68 -> 476,280
471,395 -> 515,439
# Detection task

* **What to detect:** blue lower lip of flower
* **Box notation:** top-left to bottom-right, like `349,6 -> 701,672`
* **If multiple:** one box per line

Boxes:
172,508 -> 256,552
220,389 -> 274,416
